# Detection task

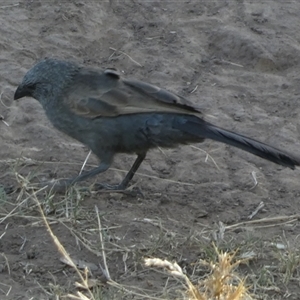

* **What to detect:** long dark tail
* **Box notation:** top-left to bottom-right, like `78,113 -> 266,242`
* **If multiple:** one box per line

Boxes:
174,118 -> 300,169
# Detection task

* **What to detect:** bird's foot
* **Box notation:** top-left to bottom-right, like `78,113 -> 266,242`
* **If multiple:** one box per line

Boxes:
93,182 -> 143,197
1,181 -> 65,195
1,185 -> 15,195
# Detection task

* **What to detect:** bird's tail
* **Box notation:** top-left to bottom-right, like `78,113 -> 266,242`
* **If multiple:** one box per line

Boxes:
174,118 -> 300,169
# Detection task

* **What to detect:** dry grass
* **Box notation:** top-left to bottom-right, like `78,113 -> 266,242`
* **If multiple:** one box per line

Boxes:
0,159 -> 300,299
145,248 -> 252,300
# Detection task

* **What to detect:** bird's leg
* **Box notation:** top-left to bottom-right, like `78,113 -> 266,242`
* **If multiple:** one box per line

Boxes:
37,153 -> 146,195
71,161 -> 112,184
45,161 -> 112,191
95,153 -> 146,192
10,162 -> 110,194
118,152 -> 146,189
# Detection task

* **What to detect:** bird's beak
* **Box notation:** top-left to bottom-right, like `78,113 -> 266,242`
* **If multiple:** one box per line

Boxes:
14,85 -> 31,100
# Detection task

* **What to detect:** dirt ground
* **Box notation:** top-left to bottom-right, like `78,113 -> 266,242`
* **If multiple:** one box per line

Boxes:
1,1 -> 300,299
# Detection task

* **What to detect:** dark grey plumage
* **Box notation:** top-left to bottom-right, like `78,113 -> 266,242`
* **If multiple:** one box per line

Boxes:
14,58 -> 300,190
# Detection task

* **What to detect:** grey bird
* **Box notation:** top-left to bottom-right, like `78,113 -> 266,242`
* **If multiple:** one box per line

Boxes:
14,58 -> 300,191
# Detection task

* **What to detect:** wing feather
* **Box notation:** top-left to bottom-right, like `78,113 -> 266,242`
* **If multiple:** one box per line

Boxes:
64,67 -> 203,118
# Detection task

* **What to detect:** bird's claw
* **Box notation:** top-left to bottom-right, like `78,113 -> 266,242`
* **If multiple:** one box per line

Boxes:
93,182 -> 143,197
1,185 -> 15,195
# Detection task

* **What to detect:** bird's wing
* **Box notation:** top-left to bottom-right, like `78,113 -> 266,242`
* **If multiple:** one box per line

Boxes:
64,68 -> 203,118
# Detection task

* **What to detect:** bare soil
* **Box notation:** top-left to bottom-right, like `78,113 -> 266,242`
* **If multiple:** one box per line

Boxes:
1,1 -> 300,299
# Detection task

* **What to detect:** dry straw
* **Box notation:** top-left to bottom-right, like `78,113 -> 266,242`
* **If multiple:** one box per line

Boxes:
145,245 -> 253,300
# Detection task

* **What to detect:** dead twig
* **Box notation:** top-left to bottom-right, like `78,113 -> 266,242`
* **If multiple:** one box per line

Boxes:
109,47 -> 142,67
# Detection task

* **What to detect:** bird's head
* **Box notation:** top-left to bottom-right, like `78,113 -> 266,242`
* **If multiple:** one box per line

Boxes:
14,58 -> 79,103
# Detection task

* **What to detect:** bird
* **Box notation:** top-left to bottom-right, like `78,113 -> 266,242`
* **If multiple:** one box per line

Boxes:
14,58 -> 300,192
